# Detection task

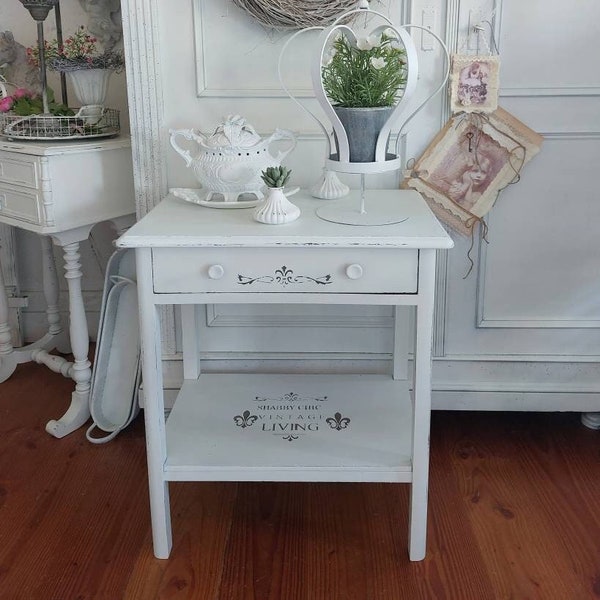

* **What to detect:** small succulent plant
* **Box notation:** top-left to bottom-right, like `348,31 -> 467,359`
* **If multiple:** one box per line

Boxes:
261,166 -> 292,189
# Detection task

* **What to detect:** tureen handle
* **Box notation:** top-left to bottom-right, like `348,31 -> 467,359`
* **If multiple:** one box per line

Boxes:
169,128 -> 206,168
266,128 -> 297,162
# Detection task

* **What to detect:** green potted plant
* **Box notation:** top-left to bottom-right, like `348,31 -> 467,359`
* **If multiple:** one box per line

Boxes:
254,166 -> 300,224
27,27 -> 124,109
321,31 -> 407,162
0,86 -> 71,116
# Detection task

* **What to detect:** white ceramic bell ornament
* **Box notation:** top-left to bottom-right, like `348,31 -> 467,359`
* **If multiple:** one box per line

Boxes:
309,169 -> 350,200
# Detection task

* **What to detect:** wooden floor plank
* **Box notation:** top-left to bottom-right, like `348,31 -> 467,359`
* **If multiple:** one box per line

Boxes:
1,363 -> 599,599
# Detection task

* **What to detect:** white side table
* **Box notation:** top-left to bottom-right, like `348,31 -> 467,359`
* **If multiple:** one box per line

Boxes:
118,189 -> 453,561
0,138 -> 135,438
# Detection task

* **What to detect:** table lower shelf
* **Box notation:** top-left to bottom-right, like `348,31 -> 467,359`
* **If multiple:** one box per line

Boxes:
164,374 -> 414,483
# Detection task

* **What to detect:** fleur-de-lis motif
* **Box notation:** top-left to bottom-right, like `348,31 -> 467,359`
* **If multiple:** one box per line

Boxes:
238,266 -> 332,287
233,410 -> 258,428
275,266 -> 294,285
326,412 -> 351,431
282,435 -> 299,442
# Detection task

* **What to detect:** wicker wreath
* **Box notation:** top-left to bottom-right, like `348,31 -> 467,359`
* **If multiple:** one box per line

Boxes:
231,0 -> 363,30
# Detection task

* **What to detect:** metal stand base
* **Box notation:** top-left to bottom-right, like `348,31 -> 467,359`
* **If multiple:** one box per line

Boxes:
316,176 -> 409,226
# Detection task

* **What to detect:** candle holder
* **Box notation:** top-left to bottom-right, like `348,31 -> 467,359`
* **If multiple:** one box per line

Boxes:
17,0 -> 59,114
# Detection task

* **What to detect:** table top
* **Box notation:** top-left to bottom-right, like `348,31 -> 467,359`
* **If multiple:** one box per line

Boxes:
117,189 -> 454,250
0,136 -> 131,156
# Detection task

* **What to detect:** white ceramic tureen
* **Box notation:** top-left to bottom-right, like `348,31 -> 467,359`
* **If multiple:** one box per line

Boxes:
169,115 -> 296,203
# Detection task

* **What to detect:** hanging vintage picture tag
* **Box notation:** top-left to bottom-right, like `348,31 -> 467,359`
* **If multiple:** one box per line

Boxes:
449,54 -> 501,114
402,107 -> 543,236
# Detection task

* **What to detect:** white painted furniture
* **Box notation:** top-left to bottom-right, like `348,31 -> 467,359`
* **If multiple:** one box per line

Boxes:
0,137 -> 135,438
118,188 -> 453,561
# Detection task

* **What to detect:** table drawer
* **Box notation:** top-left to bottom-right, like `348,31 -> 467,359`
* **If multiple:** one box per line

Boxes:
0,184 -> 43,224
0,152 -> 40,189
152,247 -> 418,294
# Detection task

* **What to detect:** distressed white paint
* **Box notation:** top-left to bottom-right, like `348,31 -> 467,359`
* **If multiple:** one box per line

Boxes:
0,140 -> 135,437
114,0 -> 600,416
0,0 -> 132,345
118,189 -> 448,560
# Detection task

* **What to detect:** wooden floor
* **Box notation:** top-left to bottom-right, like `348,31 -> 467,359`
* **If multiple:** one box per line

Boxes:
0,362 -> 599,600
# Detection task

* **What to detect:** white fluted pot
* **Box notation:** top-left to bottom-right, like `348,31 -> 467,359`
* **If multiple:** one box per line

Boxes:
67,68 -> 112,107
310,169 -> 350,199
253,187 -> 300,224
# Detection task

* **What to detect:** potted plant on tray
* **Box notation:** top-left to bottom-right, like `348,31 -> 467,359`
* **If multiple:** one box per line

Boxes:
0,85 -> 71,116
28,26 -> 124,111
321,30 -> 407,162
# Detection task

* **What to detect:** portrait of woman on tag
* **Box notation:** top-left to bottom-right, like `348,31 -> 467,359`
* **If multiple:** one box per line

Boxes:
449,55 -> 500,114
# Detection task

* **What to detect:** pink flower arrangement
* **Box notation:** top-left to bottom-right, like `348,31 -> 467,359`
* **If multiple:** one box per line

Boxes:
0,96 -> 14,113
0,88 -> 34,113
0,87 -> 71,116
27,27 -> 124,73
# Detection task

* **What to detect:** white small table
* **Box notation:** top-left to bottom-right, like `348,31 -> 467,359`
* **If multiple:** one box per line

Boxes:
117,189 -> 453,561
0,138 -> 135,438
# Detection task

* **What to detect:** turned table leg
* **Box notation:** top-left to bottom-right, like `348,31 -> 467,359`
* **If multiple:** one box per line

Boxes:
43,241 -> 92,438
41,235 -> 62,337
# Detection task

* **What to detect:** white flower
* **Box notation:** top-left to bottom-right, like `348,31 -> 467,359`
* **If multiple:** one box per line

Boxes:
322,50 -> 335,66
370,57 -> 386,69
356,36 -> 375,51
381,28 -> 401,47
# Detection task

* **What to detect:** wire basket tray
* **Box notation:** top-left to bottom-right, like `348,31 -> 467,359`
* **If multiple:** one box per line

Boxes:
0,108 -> 120,141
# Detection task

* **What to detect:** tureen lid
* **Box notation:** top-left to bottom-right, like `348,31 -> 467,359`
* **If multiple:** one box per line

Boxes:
205,114 -> 262,149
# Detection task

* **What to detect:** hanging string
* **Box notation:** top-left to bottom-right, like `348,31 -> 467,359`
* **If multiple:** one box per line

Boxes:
457,7 -> 498,56
474,20 -> 500,54
463,216 -> 488,279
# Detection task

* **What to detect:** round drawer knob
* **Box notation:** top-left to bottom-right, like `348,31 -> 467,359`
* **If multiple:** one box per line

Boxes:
207,264 -> 225,280
345,263 -> 363,280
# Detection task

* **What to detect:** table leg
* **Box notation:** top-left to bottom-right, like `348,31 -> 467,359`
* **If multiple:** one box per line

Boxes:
408,249 -> 436,561
44,241 -> 91,438
40,235 -> 73,354
3,234 -> 72,384
137,248 -> 172,558
0,256 -> 17,383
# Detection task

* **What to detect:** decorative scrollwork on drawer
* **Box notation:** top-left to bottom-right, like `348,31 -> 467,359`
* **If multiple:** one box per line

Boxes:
237,265 -> 333,286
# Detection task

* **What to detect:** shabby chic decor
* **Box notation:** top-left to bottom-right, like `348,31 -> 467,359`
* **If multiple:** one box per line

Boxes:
28,27 -> 124,108
0,17 -> 122,139
169,115 -> 296,205
253,166 -> 300,224
116,189 -> 453,561
279,0 -> 449,224
449,54 -> 500,114
402,108 -> 543,237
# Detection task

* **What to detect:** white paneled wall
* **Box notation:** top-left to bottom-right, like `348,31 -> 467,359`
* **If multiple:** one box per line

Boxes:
4,0 -> 600,411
